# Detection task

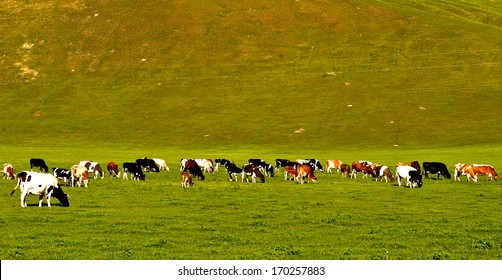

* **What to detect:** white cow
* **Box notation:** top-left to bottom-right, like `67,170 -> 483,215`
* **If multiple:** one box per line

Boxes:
195,159 -> 214,173
153,158 -> 170,171
11,171 -> 70,207
396,165 -> 423,188
71,165 -> 90,187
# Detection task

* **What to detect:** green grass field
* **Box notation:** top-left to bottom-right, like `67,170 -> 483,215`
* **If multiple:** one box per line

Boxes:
1,0 -> 501,260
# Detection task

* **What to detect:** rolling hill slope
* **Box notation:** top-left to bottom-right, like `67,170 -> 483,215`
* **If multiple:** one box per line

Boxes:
1,0 -> 501,150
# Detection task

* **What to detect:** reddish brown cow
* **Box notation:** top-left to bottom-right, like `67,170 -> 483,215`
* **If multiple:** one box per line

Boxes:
107,162 -> 121,177
350,161 -> 376,179
410,161 -> 421,174
284,165 -> 297,181
340,163 -> 351,178
181,171 -> 193,188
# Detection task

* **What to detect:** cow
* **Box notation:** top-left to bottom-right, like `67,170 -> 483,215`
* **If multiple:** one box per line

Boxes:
30,158 -> 49,172
181,171 -> 193,188
195,159 -> 214,173
296,164 -> 317,184
180,158 -> 190,171
122,162 -> 145,180
223,161 -> 242,181
275,159 -> 292,172
214,158 -> 231,172
454,163 -> 469,181
107,162 -> 121,177
375,165 -> 394,182
350,161 -> 376,179
183,159 -> 205,181
339,163 -> 351,178
136,157 -> 159,172
71,165 -> 90,187
264,163 -> 275,177
79,161 -> 105,179
52,167 -> 71,186
242,164 -> 265,183
423,162 -> 451,180
396,165 -> 423,188
464,164 -> 499,182
11,171 -> 69,207
248,159 -> 268,174
284,165 -> 297,181
153,158 -> 170,171
3,163 -> 16,180
326,160 -> 343,173
297,159 -> 324,172
410,161 -> 421,175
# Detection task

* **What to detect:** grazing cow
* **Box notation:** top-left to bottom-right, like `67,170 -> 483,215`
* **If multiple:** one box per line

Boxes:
195,159 -> 214,173
375,165 -> 394,182
410,161 -> 421,175
396,165 -> 423,188
454,163 -> 469,181
297,159 -> 324,172
79,161 -> 105,179
180,158 -> 190,171
350,161 -> 376,179
242,164 -> 265,183
423,162 -> 451,179
284,165 -> 298,181
223,161 -> 242,181
264,163 -> 275,177
296,164 -> 317,184
326,160 -> 343,173
3,163 -> 16,180
153,158 -> 170,171
71,165 -> 90,187
183,159 -> 205,180
136,157 -> 159,172
275,159 -> 292,172
339,163 -> 351,178
181,171 -> 193,188
52,167 -> 71,186
464,164 -> 499,182
122,162 -> 145,180
11,171 -> 69,207
214,158 -> 231,172
107,162 -> 121,177
30,158 -> 49,172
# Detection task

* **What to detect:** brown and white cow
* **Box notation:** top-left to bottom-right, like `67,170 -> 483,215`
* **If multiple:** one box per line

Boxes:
375,165 -> 394,182
296,164 -> 317,184
3,163 -> 16,180
71,165 -> 89,187
181,171 -> 193,188
326,160 -> 343,173
464,164 -> 499,182
107,162 -> 121,177
454,163 -> 469,181
79,161 -> 105,179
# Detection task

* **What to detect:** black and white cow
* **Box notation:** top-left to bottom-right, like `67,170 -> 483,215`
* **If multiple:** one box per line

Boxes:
30,158 -> 49,172
223,161 -> 243,181
423,162 -> 451,180
136,158 -> 159,172
297,159 -> 324,172
122,162 -> 145,180
275,159 -> 291,172
215,158 -> 231,172
11,171 -> 70,207
52,167 -> 72,186
264,163 -> 275,177
396,165 -> 423,188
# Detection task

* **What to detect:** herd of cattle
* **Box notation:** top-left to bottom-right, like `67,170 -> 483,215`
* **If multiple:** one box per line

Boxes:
2,157 -> 499,208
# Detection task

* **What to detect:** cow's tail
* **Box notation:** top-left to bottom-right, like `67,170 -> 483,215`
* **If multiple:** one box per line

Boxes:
10,178 -> 21,196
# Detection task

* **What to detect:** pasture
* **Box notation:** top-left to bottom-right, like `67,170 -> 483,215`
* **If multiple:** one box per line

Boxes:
1,144 -> 501,260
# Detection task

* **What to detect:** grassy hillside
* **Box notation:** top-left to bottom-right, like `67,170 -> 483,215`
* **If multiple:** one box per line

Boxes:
1,0 -> 501,150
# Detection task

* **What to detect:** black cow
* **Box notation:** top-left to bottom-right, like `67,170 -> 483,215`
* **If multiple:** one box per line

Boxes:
275,159 -> 291,171
183,159 -> 205,180
223,161 -> 242,181
423,162 -> 451,179
122,162 -> 145,180
52,167 -> 72,186
30,158 -> 49,172
136,157 -> 159,172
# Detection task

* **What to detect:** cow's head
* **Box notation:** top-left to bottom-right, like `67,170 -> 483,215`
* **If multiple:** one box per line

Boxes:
52,185 -> 70,207
409,171 -> 423,188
